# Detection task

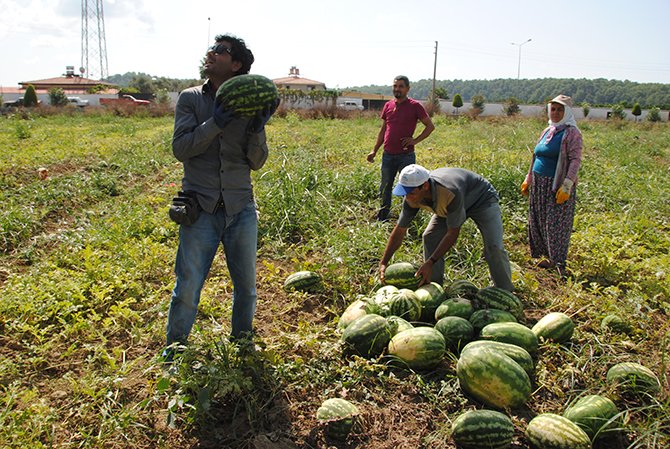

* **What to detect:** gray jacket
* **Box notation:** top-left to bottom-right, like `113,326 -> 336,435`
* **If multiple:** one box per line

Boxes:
172,80 -> 268,215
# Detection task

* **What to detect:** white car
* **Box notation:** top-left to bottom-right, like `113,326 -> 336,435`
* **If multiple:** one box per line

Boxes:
67,97 -> 89,107
337,100 -> 364,111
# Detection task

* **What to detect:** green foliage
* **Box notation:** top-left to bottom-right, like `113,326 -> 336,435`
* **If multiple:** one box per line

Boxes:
48,88 -> 69,107
610,103 -> 627,120
86,84 -> 111,94
581,102 -> 591,117
646,106 -> 662,122
632,102 -> 642,119
469,94 -> 486,116
503,97 -> 521,116
452,93 -> 464,109
23,85 -> 38,107
434,87 -> 448,99
277,87 -> 339,105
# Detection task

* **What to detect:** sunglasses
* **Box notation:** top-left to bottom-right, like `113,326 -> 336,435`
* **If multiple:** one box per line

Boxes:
208,43 -> 232,56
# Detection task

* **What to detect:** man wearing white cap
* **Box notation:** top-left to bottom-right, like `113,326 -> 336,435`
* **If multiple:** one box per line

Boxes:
379,164 -> 513,291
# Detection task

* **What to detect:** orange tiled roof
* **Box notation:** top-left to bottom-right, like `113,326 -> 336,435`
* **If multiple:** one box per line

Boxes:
273,76 -> 326,87
19,76 -> 116,87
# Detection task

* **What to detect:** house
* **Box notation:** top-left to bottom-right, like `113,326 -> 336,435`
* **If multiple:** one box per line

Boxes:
17,66 -> 117,94
273,67 -> 326,91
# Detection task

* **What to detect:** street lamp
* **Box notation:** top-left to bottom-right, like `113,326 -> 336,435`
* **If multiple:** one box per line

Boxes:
511,38 -> 532,79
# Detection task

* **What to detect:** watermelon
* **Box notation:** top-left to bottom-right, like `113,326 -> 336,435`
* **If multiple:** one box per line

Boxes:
475,287 -> 524,319
469,309 -> 517,333
435,296 -> 475,321
384,289 -> 422,321
341,314 -> 391,358
531,312 -> 574,343
338,298 -> 369,330
387,327 -> 446,370
606,362 -> 661,395
525,413 -> 590,449
384,262 -> 419,290
283,270 -> 321,292
457,346 -> 532,409
600,314 -> 630,334
480,322 -> 539,355
446,279 -> 480,299
451,409 -> 515,449
386,315 -> 414,336
434,316 -> 474,352
316,398 -> 359,440
414,282 -> 446,322
215,74 -> 279,118
371,285 -> 398,311
563,394 -> 619,440
461,340 -> 534,377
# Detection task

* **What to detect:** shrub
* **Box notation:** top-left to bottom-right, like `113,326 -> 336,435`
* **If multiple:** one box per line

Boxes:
48,88 -> 69,107
632,103 -> 642,121
646,107 -> 662,122
502,97 -> 521,116
452,94 -> 463,114
610,103 -> 626,120
23,85 -> 38,107
581,102 -> 591,118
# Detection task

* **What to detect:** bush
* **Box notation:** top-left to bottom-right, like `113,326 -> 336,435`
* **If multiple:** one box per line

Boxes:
610,103 -> 626,120
581,102 -> 591,118
632,103 -> 642,121
453,94 -> 463,114
502,97 -> 521,116
646,107 -> 662,122
48,88 -> 69,107
23,85 -> 38,107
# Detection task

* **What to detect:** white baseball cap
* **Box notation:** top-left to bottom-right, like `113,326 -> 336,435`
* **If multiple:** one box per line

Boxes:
392,164 -> 431,196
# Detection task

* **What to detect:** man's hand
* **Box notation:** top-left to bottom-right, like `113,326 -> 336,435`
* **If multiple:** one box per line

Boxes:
379,263 -> 387,284
400,136 -> 416,148
213,102 -> 235,129
247,98 -> 280,134
520,181 -> 529,196
367,150 -> 377,163
555,178 -> 574,204
416,261 -> 433,287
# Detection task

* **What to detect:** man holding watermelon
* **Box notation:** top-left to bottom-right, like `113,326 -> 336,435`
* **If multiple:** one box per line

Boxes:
378,164 -> 513,292
367,76 -> 435,222
164,34 -> 278,360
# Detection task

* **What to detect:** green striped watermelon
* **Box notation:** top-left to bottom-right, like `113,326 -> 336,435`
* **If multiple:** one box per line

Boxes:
606,362 -> 661,395
475,287 -> 524,320
531,312 -> 574,343
434,316 -> 474,352
215,74 -> 279,118
283,270 -> 321,292
446,279 -> 480,299
525,413 -> 590,449
600,314 -> 631,334
451,409 -> 515,449
341,314 -> 391,358
387,327 -> 445,370
563,394 -> 619,440
480,322 -> 539,355
384,262 -> 419,290
386,315 -> 414,336
457,346 -> 532,409
435,296 -> 475,321
316,398 -> 359,440
469,309 -> 517,334
461,340 -> 534,377
414,282 -> 446,322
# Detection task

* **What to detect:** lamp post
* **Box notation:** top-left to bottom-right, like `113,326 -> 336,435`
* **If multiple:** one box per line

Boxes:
511,38 -> 532,79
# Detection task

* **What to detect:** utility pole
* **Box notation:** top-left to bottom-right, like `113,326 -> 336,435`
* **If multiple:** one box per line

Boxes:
432,41 -> 438,105
511,38 -> 531,79
81,0 -> 109,80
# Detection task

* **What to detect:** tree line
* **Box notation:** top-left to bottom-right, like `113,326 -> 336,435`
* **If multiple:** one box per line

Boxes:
352,78 -> 670,109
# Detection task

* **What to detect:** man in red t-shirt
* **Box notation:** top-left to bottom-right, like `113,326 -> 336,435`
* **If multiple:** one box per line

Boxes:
367,75 -> 435,221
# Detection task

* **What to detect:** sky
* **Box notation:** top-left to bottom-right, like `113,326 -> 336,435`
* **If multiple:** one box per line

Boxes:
1,0 -> 669,89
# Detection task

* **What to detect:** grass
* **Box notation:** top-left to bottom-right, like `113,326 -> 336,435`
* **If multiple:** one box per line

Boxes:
0,110 -> 668,448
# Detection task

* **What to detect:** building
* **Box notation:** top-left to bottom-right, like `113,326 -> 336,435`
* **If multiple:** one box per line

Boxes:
17,66 -> 117,94
273,67 -> 326,91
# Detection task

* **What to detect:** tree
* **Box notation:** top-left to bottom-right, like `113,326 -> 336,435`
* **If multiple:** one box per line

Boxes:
434,87 -> 449,100
646,107 -> 661,122
581,102 -> 591,118
610,103 -> 626,120
470,94 -> 486,117
129,74 -> 155,94
503,97 -> 521,116
452,94 -> 463,114
23,84 -> 38,107
631,103 -> 642,121
48,88 -> 69,107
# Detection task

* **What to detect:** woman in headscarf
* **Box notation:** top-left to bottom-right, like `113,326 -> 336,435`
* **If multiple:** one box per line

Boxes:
521,94 -> 583,275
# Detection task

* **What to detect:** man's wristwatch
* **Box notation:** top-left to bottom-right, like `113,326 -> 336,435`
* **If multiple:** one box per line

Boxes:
429,255 -> 438,263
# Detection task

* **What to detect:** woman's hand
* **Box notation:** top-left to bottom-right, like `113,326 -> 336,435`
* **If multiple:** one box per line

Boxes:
556,178 -> 574,204
520,181 -> 529,196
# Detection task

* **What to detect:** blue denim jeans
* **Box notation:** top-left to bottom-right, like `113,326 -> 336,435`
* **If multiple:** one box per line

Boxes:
422,202 -> 513,291
166,201 -> 258,345
379,152 -> 416,219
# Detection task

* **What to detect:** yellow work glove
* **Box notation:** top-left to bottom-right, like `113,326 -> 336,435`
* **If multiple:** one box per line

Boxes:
520,181 -> 529,196
555,178 -> 574,204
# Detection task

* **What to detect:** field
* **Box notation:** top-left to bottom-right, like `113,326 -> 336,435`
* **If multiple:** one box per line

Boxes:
0,110 -> 668,449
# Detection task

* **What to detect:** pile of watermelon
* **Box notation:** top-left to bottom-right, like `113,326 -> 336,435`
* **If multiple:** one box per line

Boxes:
284,264 -> 662,445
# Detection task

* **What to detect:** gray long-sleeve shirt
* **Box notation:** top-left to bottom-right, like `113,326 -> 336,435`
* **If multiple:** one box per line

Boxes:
172,80 -> 268,215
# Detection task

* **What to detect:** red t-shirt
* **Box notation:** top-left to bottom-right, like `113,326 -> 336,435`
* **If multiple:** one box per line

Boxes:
380,98 -> 429,154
